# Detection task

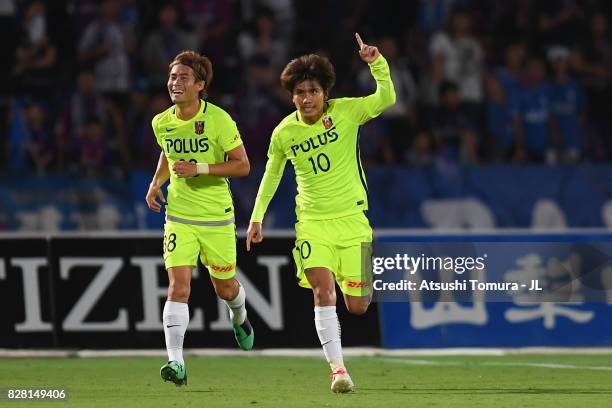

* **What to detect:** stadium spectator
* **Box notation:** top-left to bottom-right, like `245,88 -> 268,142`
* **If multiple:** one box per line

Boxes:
237,6 -> 288,70
7,99 -> 55,173
12,0 -> 58,97
142,3 -> 197,91
430,81 -> 479,163
179,0 -> 237,93
23,100 -> 55,174
74,116 -> 110,176
124,87 -> 170,170
232,54 -> 287,164
407,129 -> 434,167
416,0 -> 455,34
485,75 -> 518,161
256,0 -> 295,41
56,70 -> 128,171
179,0 -> 235,54
513,57 -> 558,163
547,45 -> 586,163
495,42 -> 526,105
430,9 -> 484,114
491,43 -> 526,160
77,0 -> 130,107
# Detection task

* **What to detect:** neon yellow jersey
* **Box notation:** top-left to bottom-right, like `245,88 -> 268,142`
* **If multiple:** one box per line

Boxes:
152,100 -> 243,221
250,55 -> 396,223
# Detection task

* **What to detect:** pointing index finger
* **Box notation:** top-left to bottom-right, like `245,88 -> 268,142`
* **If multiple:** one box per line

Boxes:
355,32 -> 364,50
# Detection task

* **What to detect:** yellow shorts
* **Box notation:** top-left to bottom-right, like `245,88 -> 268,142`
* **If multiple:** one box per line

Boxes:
292,212 -> 373,296
163,219 -> 236,279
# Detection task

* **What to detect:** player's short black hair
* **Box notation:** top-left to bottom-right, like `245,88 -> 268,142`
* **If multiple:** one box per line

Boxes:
280,54 -> 336,96
168,51 -> 213,99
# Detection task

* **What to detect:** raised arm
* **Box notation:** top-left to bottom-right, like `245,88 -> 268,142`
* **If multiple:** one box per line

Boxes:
344,33 -> 396,124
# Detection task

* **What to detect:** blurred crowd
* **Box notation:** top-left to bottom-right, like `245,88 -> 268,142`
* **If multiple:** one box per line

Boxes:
3,0 -> 612,177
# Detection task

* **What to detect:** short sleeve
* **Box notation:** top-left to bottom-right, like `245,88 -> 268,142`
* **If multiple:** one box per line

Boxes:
217,112 -> 243,152
151,114 -> 163,149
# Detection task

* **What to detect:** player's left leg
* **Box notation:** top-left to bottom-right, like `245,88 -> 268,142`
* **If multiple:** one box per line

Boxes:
200,223 -> 254,350
336,221 -> 373,316
295,217 -> 363,393
304,266 -> 355,393
337,242 -> 373,315
329,213 -> 373,392
336,212 -> 373,316
210,276 -> 254,350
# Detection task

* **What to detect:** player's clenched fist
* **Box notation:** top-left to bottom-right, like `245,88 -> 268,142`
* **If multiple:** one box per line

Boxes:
355,33 -> 380,64
246,222 -> 263,251
146,182 -> 165,212
172,161 -> 197,178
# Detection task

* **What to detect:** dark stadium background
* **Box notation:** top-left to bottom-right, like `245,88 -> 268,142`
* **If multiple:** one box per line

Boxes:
4,0 -> 612,231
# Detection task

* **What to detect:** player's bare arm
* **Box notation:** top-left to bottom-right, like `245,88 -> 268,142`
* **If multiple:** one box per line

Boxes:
172,143 -> 250,178
146,151 -> 170,212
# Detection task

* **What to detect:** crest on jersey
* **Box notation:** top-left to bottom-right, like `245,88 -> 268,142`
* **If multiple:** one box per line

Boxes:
194,120 -> 205,135
322,116 -> 333,129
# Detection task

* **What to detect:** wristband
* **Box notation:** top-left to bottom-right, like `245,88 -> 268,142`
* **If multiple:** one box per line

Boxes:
196,163 -> 210,174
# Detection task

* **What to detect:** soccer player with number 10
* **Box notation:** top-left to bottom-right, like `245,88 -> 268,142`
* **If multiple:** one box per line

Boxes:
247,33 -> 396,393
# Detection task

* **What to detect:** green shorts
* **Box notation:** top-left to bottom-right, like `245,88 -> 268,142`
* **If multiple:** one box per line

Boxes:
163,219 -> 236,279
292,212 -> 373,297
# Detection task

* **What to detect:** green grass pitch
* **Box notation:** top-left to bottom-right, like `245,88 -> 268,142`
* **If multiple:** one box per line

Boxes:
2,354 -> 611,407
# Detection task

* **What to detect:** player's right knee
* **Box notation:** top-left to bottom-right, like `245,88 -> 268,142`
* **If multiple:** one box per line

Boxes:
168,283 -> 190,302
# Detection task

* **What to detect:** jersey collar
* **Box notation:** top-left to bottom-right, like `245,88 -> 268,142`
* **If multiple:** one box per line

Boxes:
172,99 -> 208,121
295,101 -> 329,125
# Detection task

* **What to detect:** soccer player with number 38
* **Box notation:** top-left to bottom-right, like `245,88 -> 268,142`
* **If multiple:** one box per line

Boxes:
146,51 -> 254,387
247,33 -> 396,393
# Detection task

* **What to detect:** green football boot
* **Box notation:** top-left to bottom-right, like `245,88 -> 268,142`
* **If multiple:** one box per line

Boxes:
160,360 -> 187,387
233,317 -> 255,351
